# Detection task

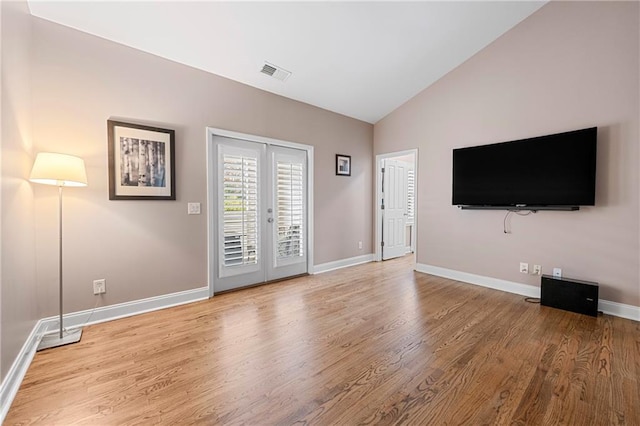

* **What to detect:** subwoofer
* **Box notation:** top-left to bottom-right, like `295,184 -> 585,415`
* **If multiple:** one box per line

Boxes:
540,275 -> 599,317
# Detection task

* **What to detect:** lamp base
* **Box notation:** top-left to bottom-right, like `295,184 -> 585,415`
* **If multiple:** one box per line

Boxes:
37,328 -> 83,351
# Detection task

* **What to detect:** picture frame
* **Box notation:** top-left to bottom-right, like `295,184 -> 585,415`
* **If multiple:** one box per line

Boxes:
336,154 -> 351,176
107,120 -> 176,200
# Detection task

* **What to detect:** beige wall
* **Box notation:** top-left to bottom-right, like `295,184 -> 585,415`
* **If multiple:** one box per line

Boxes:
1,1 -> 39,380
30,17 -> 373,317
374,1 -> 640,307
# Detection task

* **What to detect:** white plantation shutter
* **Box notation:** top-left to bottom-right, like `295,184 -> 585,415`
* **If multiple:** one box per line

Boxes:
216,139 -> 265,281
223,154 -> 259,266
407,168 -> 415,225
276,161 -> 304,259
268,146 -> 307,277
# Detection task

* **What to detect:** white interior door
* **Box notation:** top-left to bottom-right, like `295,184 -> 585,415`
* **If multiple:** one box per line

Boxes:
213,136 -> 307,292
382,159 -> 408,260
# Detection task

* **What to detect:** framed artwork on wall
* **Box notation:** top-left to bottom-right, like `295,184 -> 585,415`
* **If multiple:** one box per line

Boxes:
336,154 -> 351,176
107,120 -> 176,200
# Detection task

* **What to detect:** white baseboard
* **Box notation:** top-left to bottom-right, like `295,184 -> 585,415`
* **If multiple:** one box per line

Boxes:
0,320 -> 49,422
415,264 -> 540,297
598,299 -> 640,321
313,254 -> 374,274
38,286 -> 209,333
0,286 -> 208,423
415,263 -> 640,322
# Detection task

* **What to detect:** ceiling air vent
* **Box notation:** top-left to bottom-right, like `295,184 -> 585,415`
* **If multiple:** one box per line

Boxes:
260,62 -> 291,82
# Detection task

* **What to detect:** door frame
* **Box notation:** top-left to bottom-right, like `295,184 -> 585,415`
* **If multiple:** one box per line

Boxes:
206,127 -> 314,297
375,148 -> 418,262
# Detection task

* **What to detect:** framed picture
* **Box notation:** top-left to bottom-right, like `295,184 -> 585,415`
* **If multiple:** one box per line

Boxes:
336,154 -> 351,176
108,120 -> 176,200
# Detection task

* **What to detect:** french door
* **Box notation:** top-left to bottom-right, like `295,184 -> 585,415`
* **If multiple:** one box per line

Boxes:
212,135 -> 308,292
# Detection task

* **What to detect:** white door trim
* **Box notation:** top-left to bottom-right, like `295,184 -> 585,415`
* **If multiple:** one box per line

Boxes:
206,127 -> 314,297
375,149 -> 418,263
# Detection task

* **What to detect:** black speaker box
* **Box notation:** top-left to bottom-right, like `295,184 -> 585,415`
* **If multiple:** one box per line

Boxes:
540,275 -> 599,317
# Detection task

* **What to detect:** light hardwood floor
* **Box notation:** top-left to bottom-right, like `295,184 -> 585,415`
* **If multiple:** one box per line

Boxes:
6,256 -> 640,425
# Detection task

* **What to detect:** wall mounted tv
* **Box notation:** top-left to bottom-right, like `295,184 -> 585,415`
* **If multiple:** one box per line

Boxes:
452,127 -> 597,211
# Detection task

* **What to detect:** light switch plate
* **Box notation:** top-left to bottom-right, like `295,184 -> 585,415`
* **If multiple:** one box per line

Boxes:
188,202 -> 201,215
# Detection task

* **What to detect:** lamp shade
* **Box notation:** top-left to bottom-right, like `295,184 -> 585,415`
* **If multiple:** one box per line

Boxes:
29,152 -> 88,187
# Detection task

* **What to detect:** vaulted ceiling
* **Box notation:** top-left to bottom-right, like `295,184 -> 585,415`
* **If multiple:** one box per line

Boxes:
28,1 -> 546,123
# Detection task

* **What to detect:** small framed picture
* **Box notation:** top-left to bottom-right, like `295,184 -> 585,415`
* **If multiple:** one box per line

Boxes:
336,154 -> 351,176
108,120 -> 176,200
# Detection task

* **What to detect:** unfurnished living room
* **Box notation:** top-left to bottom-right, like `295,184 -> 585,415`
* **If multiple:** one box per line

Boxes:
1,1 -> 639,424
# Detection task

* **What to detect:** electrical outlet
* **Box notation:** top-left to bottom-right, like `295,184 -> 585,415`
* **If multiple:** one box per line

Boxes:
532,264 -> 542,275
187,202 -> 201,215
93,279 -> 106,295
553,268 -> 562,278
519,262 -> 529,274
358,241 -> 363,249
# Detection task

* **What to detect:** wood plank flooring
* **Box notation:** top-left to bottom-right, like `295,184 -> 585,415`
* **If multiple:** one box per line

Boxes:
6,256 -> 640,425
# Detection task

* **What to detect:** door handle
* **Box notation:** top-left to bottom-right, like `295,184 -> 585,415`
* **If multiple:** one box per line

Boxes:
267,218 -> 274,223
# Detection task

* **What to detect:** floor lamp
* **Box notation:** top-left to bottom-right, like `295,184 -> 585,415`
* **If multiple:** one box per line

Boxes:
30,152 -> 88,351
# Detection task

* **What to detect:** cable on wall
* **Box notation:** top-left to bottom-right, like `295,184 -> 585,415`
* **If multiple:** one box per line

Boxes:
503,209 -> 536,234
41,297 -> 102,337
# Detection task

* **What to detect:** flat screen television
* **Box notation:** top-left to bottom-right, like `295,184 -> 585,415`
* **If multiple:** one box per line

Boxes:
452,127 -> 597,209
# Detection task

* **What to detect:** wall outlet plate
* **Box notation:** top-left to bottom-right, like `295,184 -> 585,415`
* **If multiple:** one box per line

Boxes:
532,265 -> 542,275
93,279 -> 106,295
519,262 -> 529,274
187,202 -> 201,215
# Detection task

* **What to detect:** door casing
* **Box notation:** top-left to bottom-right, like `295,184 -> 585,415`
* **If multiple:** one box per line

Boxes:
206,127 -> 314,297
375,149 -> 418,263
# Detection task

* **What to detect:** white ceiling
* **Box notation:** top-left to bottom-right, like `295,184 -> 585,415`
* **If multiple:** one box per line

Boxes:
28,1 -> 546,124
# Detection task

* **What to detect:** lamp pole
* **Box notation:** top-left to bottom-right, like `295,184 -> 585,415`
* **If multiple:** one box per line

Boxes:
58,184 -> 64,339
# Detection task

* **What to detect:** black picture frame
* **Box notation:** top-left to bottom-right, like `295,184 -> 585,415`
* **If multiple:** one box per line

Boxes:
336,154 -> 351,176
108,120 -> 176,200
